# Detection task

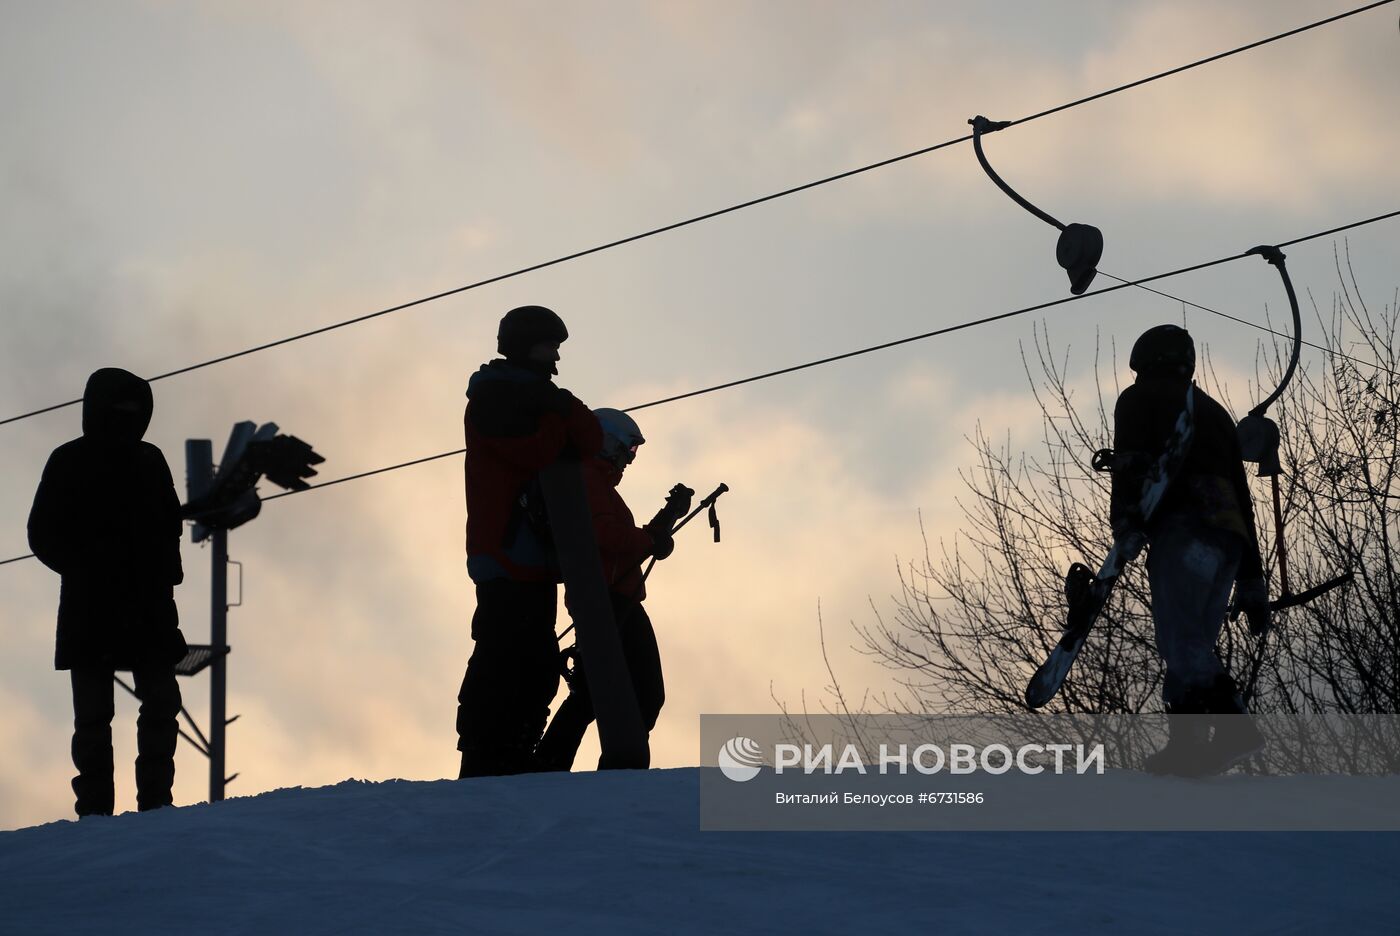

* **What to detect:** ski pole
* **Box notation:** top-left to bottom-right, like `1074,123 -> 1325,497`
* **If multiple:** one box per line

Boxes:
638,483 -> 728,585
673,482 -> 728,538
556,483 -> 729,643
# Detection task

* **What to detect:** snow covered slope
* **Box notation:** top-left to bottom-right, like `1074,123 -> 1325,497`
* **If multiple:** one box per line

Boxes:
2,767 -> 1397,934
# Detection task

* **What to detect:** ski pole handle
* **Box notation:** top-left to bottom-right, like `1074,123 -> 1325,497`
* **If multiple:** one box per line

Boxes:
638,484 -> 729,586
670,483 -> 728,536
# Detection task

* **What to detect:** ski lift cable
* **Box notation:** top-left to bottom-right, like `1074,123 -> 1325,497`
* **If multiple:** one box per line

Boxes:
618,210 -> 1400,414
1103,209 -> 1400,373
0,0 -> 1392,430
1096,271 -> 1393,376
2,207 -> 1397,568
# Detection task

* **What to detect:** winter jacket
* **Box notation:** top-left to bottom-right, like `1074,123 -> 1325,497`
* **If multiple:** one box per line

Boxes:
28,368 -> 186,671
464,360 -> 603,583
1110,375 -> 1264,579
582,456 -> 656,601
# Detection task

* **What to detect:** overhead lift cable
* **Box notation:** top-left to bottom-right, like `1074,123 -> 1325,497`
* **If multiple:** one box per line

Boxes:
1,0 -> 1391,429
3,207 -> 1397,569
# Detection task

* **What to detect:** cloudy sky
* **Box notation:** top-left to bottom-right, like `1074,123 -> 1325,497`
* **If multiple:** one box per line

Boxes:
2,0 -> 1396,827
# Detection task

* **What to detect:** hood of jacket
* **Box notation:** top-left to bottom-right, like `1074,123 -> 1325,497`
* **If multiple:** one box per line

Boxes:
82,367 -> 153,443
465,358 -> 553,399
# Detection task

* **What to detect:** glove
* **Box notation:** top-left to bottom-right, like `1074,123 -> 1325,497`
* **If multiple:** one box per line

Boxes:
666,484 -> 694,520
646,486 -> 691,528
1117,530 -> 1147,563
650,484 -> 694,530
1111,515 -> 1146,563
645,520 -> 675,561
1234,576 -> 1272,636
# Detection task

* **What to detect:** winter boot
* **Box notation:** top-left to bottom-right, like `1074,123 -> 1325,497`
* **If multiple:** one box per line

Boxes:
1144,716 -> 1213,777
458,722 -> 545,778
1145,688 -> 1213,777
1202,675 -> 1265,773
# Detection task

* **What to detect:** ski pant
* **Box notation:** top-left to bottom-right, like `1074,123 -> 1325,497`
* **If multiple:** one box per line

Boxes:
456,579 -> 561,777
535,595 -> 665,772
1145,520 -> 1243,711
69,665 -> 181,817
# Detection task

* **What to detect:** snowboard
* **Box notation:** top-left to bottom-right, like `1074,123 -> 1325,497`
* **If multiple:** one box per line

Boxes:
537,457 -> 649,768
1025,385 -> 1197,709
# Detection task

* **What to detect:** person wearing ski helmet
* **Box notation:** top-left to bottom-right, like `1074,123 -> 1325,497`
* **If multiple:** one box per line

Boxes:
1112,324 -> 1269,775
458,305 -> 603,778
534,408 -> 690,771
28,368 -> 188,816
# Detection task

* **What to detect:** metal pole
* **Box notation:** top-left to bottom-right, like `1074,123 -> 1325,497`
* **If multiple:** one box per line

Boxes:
210,528 -> 228,802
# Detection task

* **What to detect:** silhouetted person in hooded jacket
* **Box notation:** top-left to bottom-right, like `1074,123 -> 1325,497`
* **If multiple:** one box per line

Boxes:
28,368 -> 187,816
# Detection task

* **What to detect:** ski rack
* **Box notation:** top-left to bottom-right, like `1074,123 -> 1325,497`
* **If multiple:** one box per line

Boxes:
968,115 -> 1104,294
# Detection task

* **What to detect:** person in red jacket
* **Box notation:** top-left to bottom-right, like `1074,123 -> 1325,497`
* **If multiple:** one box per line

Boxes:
534,408 -> 685,771
457,305 -> 602,778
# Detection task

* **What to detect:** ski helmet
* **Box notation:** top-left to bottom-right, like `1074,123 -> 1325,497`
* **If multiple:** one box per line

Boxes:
594,408 -> 644,470
497,305 -> 568,360
1129,324 -> 1195,377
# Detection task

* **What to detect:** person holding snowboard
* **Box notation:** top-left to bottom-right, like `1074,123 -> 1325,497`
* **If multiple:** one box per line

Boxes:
457,305 -> 603,778
28,368 -> 188,816
534,409 -> 687,771
1111,324 -> 1270,776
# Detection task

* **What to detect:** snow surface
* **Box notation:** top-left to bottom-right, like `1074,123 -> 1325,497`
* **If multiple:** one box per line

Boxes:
2,767 -> 1398,935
